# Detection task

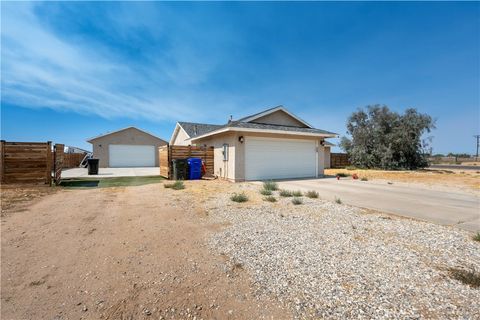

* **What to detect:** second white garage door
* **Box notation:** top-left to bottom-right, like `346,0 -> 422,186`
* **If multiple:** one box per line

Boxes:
109,144 -> 155,167
245,137 -> 317,180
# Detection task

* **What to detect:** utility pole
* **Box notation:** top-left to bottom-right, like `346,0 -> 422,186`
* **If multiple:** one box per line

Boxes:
475,135 -> 480,160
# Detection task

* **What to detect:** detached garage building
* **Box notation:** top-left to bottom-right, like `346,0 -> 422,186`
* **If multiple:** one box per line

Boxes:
88,127 -> 167,168
170,106 -> 337,181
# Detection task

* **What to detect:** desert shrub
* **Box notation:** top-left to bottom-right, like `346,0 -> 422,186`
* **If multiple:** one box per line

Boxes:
230,192 -> 248,203
335,197 -> 342,204
292,197 -> 303,205
264,196 -> 277,202
305,190 -> 319,198
336,172 -> 349,177
263,180 -> 279,191
279,189 -> 293,197
473,232 -> 480,242
448,267 -> 480,288
361,177 -> 368,181
292,190 -> 303,197
260,189 -> 272,196
164,181 -> 185,190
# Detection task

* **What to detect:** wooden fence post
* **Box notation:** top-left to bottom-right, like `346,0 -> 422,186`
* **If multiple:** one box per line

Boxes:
0,140 -> 5,185
54,144 -> 64,185
46,141 -> 52,185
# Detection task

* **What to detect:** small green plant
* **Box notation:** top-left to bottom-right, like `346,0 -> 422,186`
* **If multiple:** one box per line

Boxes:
264,196 -> 277,202
336,172 -> 349,178
292,190 -> 303,197
335,197 -> 342,204
263,180 -> 279,191
230,192 -> 248,203
164,180 -> 185,190
279,189 -> 293,197
291,197 -> 303,205
361,177 -> 368,181
260,189 -> 272,196
305,190 -> 319,198
473,232 -> 480,242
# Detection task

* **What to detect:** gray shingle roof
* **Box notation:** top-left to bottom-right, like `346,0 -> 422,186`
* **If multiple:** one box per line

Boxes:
178,122 -> 223,138
225,121 -> 337,135
180,107 -> 338,140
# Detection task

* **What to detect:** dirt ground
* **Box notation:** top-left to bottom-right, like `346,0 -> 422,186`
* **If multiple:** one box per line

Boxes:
325,168 -> 480,193
1,182 -> 288,320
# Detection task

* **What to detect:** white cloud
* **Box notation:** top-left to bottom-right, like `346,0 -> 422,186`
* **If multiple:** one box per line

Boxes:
0,2 -> 237,122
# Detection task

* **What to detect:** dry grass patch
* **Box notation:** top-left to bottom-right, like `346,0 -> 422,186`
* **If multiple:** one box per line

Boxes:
448,267 -> 480,288
279,190 -> 293,197
1,186 -> 55,216
326,168 -> 480,192
263,196 -> 277,202
305,190 -> 319,198
230,192 -> 248,203
164,181 -> 185,190
291,197 -> 303,205
260,189 -> 273,196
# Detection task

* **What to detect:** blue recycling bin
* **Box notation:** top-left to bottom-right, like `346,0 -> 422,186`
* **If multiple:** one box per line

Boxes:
187,158 -> 202,180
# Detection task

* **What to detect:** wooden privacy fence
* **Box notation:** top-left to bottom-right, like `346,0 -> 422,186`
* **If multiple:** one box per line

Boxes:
330,153 -> 350,168
53,152 -> 86,169
1,141 -> 52,185
159,145 -> 214,179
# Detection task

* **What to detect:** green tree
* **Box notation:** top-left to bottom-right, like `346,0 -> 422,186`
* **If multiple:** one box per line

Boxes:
340,105 -> 435,170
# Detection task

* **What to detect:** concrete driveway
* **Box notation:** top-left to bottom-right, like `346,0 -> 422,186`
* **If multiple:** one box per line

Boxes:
62,167 -> 160,178
265,178 -> 480,232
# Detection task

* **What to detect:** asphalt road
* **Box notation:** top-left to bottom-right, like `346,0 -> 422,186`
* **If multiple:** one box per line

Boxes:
267,178 -> 480,232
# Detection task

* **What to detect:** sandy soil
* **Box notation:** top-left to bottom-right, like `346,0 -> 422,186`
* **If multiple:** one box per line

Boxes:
1,182 -> 288,320
325,168 -> 480,194
1,185 -> 56,217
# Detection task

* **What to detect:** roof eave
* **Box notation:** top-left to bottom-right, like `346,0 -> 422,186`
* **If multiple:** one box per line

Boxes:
190,127 -> 338,142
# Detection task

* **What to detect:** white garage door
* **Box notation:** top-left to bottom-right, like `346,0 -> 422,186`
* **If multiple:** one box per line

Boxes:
245,137 -> 317,180
109,145 -> 155,167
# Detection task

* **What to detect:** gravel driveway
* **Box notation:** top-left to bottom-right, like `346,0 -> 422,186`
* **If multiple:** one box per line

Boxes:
208,185 -> 480,319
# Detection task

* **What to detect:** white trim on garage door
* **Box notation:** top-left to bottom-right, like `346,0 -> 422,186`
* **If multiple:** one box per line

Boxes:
109,144 -> 155,167
244,137 -> 317,180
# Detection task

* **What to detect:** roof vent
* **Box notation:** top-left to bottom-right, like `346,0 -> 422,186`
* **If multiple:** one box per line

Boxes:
228,115 -> 233,123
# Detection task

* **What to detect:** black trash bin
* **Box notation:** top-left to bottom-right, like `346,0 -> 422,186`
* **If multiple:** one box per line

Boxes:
172,159 -> 188,180
87,158 -> 99,175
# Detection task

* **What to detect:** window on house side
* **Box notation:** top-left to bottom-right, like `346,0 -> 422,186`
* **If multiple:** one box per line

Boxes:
222,144 -> 229,161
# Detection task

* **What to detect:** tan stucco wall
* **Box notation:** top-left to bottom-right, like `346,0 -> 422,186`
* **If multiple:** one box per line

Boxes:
171,126 -> 191,146
324,146 -> 331,168
251,110 -> 307,127
90,128 -> 167,167
196,131 -> 326,181
198,132 -> 237,180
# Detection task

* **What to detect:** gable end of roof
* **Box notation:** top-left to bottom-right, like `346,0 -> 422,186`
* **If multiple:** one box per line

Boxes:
87,126 -> 166,143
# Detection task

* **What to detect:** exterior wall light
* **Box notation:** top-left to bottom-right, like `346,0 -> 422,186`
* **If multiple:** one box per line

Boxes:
238,136 -> 245,143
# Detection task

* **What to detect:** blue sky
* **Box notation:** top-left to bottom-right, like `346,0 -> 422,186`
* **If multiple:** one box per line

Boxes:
1,1 -> 479,154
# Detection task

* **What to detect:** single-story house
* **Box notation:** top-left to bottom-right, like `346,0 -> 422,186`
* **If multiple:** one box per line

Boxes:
88,127 -> 167,168
170,106 -> 337,181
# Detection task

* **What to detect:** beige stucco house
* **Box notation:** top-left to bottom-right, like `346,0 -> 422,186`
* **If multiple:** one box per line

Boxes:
170,106 -> 337,181
88,127 -> 167,168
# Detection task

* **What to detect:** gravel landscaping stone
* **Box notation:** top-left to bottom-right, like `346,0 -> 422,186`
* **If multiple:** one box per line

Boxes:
208,185 -> 480,319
